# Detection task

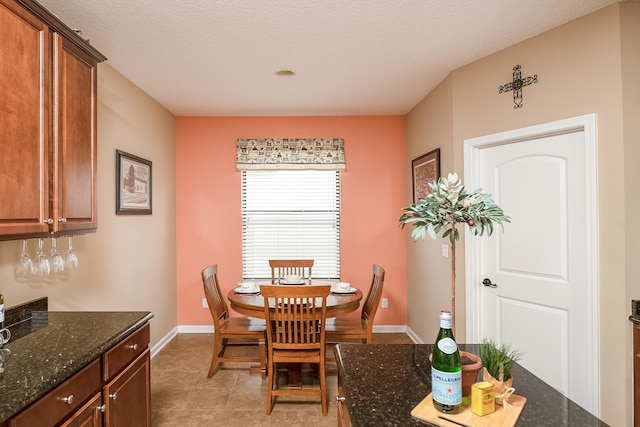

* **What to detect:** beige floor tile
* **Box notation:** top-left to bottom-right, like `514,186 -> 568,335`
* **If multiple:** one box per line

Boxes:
151,332 -> 414,424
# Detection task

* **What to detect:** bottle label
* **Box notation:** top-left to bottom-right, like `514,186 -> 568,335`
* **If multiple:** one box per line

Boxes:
432,367 -> 462,405
437,337 -> 458,354
0,304 -> 4,323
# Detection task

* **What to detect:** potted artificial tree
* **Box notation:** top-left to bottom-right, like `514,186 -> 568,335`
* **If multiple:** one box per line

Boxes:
399,172 -> 510,400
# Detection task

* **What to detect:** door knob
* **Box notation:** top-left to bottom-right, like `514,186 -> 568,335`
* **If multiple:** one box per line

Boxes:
482,278 -> 497,288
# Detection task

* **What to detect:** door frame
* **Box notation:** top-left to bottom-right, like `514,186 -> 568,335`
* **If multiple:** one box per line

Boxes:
463,113 -> 600,415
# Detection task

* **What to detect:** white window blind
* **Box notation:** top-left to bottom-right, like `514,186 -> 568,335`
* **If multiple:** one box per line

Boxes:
242,170 -> 341,280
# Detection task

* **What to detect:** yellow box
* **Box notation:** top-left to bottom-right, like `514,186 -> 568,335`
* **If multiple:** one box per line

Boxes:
471,381 -> 495,416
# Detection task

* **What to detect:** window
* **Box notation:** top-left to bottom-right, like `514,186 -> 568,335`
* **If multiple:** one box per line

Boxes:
242,170 -> 340,280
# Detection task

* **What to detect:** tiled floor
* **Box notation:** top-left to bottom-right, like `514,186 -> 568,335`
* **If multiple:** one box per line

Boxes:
151,333 -> 414,426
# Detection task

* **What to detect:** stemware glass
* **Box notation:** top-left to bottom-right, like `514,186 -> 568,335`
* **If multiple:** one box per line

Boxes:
64,236 -> 78,269
34,238 -> 50,276
49,238 -> 65,273
15,240 -> 34,277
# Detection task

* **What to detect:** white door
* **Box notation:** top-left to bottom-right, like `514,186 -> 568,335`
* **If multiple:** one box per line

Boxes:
464,114 -> 599,415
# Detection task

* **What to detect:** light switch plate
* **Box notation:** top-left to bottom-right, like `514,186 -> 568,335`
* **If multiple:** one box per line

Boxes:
441,244 -> 449,257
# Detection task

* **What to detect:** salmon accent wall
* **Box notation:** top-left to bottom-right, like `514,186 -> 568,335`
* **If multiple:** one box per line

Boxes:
176,116 -> 407,326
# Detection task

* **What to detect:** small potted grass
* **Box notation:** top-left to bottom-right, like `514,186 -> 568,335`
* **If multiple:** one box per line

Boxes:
479,338 -> 523,407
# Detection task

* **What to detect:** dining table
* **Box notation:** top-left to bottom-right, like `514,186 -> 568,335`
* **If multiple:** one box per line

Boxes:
227,281 -> 363,387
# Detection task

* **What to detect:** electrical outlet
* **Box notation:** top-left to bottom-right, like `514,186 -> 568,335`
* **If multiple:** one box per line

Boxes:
381,298 -> 388,308
202,298 -> 208,308
441,244 -> 449,257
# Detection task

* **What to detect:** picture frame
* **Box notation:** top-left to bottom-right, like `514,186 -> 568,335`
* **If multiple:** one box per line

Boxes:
412,148 -> 440,203
116,149 -> 152,215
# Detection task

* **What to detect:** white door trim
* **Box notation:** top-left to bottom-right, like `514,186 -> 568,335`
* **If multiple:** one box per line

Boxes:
463,113 -> 600,415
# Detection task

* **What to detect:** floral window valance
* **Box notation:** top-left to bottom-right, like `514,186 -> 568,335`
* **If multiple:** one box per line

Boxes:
236,138 -> 345,171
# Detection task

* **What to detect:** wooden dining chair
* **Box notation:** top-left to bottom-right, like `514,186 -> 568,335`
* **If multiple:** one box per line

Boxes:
326,264 -> 385,344
269,259 -> 314,284
260,284 -> 331,415
201,264 -> 266,378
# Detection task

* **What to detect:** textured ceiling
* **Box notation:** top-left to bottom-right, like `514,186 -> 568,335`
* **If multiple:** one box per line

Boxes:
37,0 -> 620,116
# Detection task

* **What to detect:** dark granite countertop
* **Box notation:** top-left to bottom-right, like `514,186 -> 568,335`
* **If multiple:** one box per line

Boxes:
0,310 -> 153,423
335,343 -> 609,427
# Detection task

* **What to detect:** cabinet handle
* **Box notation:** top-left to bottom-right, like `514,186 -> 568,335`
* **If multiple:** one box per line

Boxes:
109,392 -> 117,400
126,343 -> 138,351
336,396 -> 345,402
97,404 -> 106,413
44,218 -> 54,225
58,218 -> 67,223
61,394 -> 74,405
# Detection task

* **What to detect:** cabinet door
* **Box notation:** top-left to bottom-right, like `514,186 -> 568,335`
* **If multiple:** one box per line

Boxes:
60,392 -> 104,427
104,350 -> 150,427
53,33 -> 98,232
0,0 -> 51,236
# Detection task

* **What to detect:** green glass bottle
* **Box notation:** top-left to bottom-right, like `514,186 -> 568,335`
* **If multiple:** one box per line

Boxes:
0,292 -> 4,329
431,310 -> 462,413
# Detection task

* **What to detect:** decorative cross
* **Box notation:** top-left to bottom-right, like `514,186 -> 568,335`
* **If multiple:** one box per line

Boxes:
499,64 -> 538,109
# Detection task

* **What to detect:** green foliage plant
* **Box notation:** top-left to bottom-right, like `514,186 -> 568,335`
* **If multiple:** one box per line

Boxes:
399,173 -> 510,332
479,338 -> 522,381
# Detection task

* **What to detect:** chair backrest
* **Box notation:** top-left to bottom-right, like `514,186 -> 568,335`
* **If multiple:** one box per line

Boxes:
260,285 -> 330,350
361,264 -> 385,323
201,264 -> 229,328
269,259 -> 314,284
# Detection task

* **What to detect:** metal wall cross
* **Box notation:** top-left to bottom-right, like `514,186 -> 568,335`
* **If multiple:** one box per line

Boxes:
498,64 -> 538,109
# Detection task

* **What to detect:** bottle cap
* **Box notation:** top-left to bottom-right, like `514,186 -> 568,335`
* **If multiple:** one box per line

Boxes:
439,310 -> 451,319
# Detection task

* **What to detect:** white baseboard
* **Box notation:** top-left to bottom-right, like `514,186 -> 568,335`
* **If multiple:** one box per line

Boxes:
405,326 -> 424,344
151,324 -> 416,358
150,326 -> 178,358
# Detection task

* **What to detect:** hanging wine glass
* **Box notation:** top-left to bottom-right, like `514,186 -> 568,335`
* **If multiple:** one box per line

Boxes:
49,238 -> 65,273
64,236 -> 78,269
15,240 -> 34,277
34,238 -> 50,276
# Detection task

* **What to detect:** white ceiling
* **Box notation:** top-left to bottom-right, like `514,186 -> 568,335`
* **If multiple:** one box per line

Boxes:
38,0 -> 620,116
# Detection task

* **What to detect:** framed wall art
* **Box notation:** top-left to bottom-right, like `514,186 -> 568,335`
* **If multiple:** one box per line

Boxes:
116,149 -> 152,215
412,148 -> 440,203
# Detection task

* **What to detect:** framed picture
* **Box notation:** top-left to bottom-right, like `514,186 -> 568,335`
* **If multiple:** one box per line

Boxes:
116,150 -> 152,215
412,148 -> 440,203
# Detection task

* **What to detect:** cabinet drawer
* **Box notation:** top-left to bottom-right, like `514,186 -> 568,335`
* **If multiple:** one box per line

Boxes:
103,324 -> 149,381
9,358 -> 101,427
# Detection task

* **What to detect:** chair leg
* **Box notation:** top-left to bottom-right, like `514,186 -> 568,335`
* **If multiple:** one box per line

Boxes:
208,333 -> 225,378
320,358 -> 327,415
266,359 -> 275,414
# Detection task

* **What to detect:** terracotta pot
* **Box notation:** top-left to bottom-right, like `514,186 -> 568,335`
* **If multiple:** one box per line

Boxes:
460,351 -> 483,398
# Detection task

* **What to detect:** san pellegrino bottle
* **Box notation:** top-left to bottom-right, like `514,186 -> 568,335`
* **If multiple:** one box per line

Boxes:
431,310 -> 462,413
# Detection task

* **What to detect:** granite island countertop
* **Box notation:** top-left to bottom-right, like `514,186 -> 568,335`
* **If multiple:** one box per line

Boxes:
0,310 -> 153,423
335,343 -> 609,427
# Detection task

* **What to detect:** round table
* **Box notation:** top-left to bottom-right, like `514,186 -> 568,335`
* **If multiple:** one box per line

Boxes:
227,283 -> 363,318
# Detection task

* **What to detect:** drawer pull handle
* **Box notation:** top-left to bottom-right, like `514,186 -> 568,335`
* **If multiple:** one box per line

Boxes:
58,218 -> 67,223
97,404 -> 106,413
336,396 -> 345,402
126,343 -> 138,351
61,394 -> 74,405
109,392 -> 117,400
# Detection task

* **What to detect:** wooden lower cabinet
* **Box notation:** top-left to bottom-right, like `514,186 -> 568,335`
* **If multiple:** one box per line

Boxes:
103,350 -> 150,427
60,393 -> 103,427
8,323 -> 150,427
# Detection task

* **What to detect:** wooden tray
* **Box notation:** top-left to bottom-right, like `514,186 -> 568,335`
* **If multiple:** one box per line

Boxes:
411,393 -> 526,427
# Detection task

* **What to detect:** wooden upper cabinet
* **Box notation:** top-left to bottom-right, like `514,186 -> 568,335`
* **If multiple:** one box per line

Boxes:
0,0 -> 51,236
54,34 -> 98,232
0,0 -> 104,239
